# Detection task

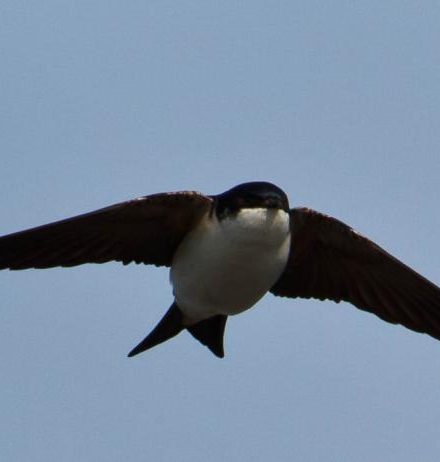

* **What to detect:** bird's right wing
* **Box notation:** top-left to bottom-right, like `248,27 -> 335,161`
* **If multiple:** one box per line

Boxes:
0,191 -> 213,270
271,207 -> 440,341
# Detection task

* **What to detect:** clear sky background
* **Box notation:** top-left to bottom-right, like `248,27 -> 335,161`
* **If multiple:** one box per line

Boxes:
1,2 -> 440,461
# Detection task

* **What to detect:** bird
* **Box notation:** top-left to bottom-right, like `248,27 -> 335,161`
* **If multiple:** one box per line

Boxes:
1,181 -> 440,358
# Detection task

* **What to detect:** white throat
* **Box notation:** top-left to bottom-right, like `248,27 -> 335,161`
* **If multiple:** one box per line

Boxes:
170,207 -> 291,324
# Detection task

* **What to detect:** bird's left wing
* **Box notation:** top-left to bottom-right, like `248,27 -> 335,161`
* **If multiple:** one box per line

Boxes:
0,191 -> 213,270
271,207 -> 440,341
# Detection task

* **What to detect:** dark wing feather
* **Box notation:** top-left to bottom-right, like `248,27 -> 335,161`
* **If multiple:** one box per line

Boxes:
0,192 -> 212,270
271,207 -> 440,340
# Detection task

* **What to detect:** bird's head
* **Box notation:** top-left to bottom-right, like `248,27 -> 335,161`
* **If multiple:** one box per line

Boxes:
214,182 -> 289,219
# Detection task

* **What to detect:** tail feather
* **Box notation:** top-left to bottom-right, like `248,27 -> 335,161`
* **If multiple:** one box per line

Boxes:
127,303 -> 228,358
187,315 -> 228,358
127,302 -> 183,357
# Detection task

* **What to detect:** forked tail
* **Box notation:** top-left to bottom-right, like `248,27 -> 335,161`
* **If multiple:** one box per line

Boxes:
127,302 -> 228,358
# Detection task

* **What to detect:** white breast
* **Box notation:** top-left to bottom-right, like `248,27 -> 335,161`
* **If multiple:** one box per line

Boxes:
170,208 -> 291,324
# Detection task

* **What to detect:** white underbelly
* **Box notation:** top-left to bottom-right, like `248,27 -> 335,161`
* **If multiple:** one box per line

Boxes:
170,208 -> 291,324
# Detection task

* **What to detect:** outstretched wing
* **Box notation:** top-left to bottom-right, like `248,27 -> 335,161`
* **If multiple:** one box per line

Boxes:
271,207 -> 440,340
0,191 -> 212,270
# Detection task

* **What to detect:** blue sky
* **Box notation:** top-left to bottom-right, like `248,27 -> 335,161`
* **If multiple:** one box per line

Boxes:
1,1 -> 440,461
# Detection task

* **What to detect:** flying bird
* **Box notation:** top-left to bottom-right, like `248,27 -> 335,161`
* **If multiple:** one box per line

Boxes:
1,181 -> 440,358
